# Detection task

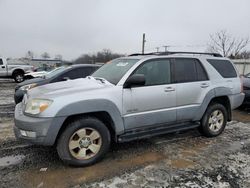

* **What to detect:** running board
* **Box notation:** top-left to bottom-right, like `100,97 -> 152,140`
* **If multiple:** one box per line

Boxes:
118,122 -> 200,143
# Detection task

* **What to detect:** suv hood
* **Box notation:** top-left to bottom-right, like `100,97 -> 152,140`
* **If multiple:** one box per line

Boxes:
27,77 -> 113,99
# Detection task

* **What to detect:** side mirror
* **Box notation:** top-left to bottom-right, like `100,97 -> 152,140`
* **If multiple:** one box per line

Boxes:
62,77 -> 70,81
124,74 -> 145,88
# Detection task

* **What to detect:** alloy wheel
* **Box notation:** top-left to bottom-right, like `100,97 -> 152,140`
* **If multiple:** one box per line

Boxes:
68,128 -> 102,160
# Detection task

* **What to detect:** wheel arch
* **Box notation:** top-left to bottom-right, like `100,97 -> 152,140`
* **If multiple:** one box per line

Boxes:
12,69 -> 25,77
55,111 -> 118,145
194,88 -> 232,121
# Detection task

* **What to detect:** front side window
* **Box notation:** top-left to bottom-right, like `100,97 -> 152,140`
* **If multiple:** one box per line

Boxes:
0,59 -> 3,65
133,59 -> 171,86
92,59 -> 139,85
45,66 -> 67,79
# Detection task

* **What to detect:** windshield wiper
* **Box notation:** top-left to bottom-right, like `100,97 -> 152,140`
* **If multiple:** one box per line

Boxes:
94,77 -> 106,83
87,76 -> 113,85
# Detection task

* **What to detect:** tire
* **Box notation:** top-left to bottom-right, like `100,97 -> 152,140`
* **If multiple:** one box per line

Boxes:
57,117 -> 111,166
13,71 -> 24,83
199,103 -> 228,137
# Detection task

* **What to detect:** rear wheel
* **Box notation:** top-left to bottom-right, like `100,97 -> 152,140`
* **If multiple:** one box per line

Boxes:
199,103 -> 227,137
57,117 -> 110,166
13,71 -> 24,83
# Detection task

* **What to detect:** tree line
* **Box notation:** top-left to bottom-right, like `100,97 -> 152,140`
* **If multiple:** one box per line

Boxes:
72,49 -> 124,64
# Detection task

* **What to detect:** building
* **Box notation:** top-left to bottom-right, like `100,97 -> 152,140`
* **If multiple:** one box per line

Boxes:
233,59 -> 250,75
29,58 -> 63,68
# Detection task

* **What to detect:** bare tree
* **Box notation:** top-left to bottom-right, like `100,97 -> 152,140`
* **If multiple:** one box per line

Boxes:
41,52 -> 50,59
237,50 -> 250,59
207,30 -> 249,58
26,50 -> 34,59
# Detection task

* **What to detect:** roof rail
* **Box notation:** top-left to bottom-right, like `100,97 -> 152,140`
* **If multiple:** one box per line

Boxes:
129,51 -> 223,57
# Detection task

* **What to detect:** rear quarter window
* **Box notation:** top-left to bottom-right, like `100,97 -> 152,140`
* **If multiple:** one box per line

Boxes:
207,59 -> 237,78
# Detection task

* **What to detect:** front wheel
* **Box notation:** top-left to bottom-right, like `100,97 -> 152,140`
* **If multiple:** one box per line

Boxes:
57,117 -> 110,166
199,103 -> 228,137
13,72 -> 24,83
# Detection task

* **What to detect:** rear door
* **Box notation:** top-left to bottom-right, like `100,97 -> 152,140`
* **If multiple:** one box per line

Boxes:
173,58 -> 211,121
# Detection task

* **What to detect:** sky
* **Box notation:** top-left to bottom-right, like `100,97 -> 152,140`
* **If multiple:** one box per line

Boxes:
0,0 -> 250,60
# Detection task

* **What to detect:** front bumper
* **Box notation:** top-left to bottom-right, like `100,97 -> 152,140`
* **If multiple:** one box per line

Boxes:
14,103 -> 66,146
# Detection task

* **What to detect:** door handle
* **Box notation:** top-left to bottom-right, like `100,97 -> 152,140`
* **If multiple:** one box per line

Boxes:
164,87 -> 175,92
1,66 -> 5,68
200,83 -> 209,88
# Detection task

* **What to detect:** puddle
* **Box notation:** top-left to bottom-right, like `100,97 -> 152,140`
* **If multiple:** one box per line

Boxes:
21,151 -> 164,188
0,155 -> 25,167
171,159 -> 195,168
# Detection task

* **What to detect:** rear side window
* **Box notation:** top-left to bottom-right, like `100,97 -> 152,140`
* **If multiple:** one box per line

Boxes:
207,59 -> 237,78
0,59 -> 3,65
173,58 -> 208,83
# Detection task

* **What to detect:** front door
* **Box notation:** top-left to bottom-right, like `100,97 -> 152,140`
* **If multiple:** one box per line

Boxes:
0,59 -> 7,76
122,58 -> 176,130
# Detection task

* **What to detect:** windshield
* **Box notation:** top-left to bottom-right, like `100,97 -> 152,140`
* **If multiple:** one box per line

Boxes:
45,66 -> 67,79
92,58 -> 139,84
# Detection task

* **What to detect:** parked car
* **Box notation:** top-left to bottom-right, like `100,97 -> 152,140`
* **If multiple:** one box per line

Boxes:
241,76 -> 250,107
14,52 -> 244,166
14,64 -> 100,104
24,67 -> 54,79
0,57 -> 33,82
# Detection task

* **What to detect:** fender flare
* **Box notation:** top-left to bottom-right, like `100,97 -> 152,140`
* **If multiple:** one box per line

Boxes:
193,87 -> 232,121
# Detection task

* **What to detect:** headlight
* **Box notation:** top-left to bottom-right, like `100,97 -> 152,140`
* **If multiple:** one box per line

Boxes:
25,99 -> 53,115
20,83 -> 37,91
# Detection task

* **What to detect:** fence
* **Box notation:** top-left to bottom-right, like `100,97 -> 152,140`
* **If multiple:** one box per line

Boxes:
233,59 -> 250,75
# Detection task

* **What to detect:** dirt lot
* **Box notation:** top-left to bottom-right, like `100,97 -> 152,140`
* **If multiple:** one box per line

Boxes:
0,78 -> 250,188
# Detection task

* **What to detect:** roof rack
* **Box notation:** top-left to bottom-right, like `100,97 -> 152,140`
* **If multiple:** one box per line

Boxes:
129,51 -> 223,57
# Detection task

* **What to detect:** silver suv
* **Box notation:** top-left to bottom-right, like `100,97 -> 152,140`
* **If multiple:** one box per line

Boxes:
14,52 -> 245,166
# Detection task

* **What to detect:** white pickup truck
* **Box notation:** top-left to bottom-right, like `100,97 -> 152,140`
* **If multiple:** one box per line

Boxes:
0,57 -> 34,82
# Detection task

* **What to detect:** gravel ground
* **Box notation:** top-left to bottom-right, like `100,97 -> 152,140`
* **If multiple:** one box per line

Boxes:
0,78 -> 250,188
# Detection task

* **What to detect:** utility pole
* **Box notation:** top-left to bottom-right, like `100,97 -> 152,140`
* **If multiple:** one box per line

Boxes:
142,33 -> 146,54
163,45 -> 170,52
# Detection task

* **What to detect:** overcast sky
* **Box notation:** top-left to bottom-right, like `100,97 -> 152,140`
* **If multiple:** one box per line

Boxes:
0,0 -> 250,60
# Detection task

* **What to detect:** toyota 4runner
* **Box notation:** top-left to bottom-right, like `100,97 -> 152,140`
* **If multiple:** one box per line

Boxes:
14,52 -> 245,166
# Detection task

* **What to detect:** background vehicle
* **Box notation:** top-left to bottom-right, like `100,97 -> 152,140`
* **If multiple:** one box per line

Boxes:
14,52 -> 244,166
241,76 -> 250,107
14,64 -> 100,104
24,67 -> 54,79
0,57 -> 33,82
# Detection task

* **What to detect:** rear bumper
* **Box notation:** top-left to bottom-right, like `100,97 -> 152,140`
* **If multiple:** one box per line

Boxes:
230,93 -> 245,109
14,103 -> 66,146
242,91 -> 250,105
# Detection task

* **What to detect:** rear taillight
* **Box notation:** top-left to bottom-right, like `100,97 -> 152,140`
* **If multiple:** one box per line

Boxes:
240,75 -> 243,93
